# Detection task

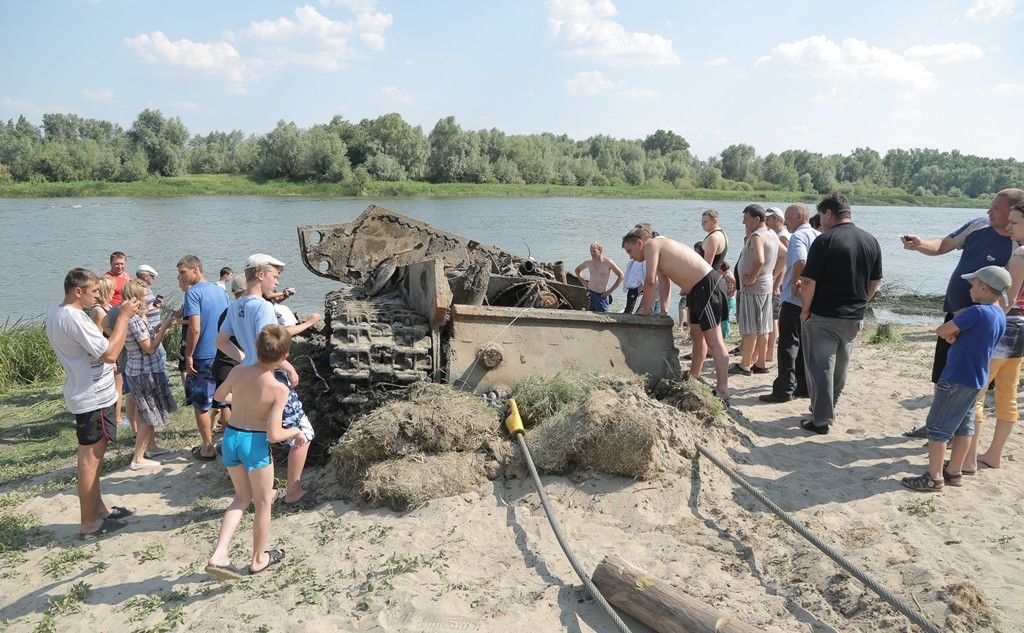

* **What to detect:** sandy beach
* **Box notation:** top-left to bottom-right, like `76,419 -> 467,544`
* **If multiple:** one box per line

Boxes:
2,323 -> 1021,632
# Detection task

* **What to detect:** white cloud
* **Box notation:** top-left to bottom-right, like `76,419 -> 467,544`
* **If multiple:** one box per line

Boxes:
904,42 -> 984,63
123,32 -> 253,91
545,0 -> 679,67
564,70 -> 615,95
244,5 -> 393,70
618,88 -> 658,99
706,56 -> 728,66
375,86 -> 417,105
320,0 -> 378,11
994,82 -> 1024,94
756,35 -> 936,91
80,88 -> 114,104
126,4 -> 393,93
890,109 -> 922,121
966,0 -> 1017,22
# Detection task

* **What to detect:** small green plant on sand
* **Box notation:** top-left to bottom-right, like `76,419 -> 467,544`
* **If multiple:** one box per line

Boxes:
136,542 -> 166,563
869,323 -> 902,345
43,547 -> 94,578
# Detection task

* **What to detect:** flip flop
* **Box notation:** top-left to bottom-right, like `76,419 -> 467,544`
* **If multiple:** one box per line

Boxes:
977,457 -> 997,470
78,517 -> 125,540
144,448 -> 174,458
106,506 -> 135,520
249,548 -> 286,575
281,491 -> 319,508
191,445 -> 216,461
205,563 -> 246,581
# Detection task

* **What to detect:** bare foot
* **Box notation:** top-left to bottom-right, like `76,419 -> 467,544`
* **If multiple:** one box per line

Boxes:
977,454 -> 1001,469
283,486 -> 308,505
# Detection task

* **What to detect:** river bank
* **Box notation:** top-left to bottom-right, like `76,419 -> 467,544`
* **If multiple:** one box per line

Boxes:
1,324 -> 1017,632
0,174 -> 986,209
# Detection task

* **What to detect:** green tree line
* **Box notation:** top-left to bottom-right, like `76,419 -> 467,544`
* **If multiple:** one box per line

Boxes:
2,109 -> 1021,200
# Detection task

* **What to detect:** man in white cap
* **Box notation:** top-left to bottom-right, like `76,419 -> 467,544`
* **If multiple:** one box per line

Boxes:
136,265 -> 161,331
217,254 -> 316,506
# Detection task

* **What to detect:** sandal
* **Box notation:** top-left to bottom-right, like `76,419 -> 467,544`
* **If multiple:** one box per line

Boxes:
942,464 -> 963,487
191,445 -> 216,461
249,548 -> 286,575
901,471 -> 944,492
106,506 -> 135,520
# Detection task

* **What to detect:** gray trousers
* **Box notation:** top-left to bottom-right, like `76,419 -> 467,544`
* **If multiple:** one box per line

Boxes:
801,314 -> 862,426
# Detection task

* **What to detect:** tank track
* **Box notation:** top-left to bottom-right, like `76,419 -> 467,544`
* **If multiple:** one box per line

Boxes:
323,286 -> 435,404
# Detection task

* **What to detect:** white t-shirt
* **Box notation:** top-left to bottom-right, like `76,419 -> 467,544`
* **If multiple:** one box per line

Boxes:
274,303 -> 299,327
46,304 -> 116,414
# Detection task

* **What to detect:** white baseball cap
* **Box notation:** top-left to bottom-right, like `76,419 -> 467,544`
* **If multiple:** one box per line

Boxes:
137,264 -> 158,278
245,253 -> 285,269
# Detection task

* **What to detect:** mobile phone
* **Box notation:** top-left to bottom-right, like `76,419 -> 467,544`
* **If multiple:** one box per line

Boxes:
899,235 -> 911,242
154,295 -> 164,307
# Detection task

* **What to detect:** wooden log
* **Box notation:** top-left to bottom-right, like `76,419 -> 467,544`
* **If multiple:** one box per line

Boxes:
591,555 -> 762,633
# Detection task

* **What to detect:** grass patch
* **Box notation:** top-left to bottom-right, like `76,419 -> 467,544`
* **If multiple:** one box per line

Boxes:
43,547 -> 95,579
135,542 -> 166,563
0,174 -> 987,208
511,371 -> 609,425
0,320 -> 63,396
868,323 -> 902,345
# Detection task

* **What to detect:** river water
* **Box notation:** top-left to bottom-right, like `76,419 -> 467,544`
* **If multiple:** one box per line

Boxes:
0,196 -> 981,323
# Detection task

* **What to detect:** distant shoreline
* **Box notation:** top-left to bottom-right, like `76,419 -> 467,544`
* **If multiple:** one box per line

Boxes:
0,174 -> 989,209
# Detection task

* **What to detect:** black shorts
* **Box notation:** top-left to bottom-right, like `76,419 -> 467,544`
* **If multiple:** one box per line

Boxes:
75,403 -> 117,445
686,270 -> 729,332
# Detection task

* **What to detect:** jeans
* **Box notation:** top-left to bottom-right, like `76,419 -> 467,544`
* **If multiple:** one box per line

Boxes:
772,301 -> 808,397
801,314 -> 862,426
926,380 -> 981,443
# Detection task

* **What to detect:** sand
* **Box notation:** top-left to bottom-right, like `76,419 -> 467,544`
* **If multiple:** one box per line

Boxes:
2,324 -> 1022,632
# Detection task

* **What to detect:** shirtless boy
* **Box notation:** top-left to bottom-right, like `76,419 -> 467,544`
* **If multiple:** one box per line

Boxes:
205,325 -> 306,580
623,228 -> 731,403
574,242 -> 624,312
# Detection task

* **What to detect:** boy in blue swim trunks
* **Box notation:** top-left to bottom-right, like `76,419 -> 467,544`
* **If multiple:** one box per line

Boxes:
205,325 -> 306,579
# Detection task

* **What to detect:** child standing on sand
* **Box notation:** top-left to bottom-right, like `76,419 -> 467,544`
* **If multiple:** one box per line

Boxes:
901,266 -> 1008,492
205,325 -> 306,579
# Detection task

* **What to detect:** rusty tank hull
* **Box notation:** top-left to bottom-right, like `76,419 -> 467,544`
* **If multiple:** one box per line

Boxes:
297,205 -> 680,406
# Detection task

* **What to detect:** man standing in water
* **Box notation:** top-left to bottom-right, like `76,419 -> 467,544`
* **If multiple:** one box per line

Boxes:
575,242 -> 624,313
623,227 -> 730,404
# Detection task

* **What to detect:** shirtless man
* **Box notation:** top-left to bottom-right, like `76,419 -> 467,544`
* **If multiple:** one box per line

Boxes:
623,228 -> 730,403
205,325 -> 305,580
575,242 -> 624,313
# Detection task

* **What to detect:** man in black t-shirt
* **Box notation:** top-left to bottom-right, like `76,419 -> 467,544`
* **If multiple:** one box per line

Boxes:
798,193 -> 883,434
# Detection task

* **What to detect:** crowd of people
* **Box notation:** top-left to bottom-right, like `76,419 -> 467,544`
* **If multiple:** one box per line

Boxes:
43,187 -> 1024,580
46,250 -> 321,578
604,189 -> 1024,493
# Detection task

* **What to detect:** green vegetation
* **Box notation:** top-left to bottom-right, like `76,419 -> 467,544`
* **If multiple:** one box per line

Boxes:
0,320 -> 63,396
0,110 -> 1014,206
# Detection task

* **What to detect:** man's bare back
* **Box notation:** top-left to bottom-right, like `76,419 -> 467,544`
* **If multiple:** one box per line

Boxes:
641,238 -> 712,293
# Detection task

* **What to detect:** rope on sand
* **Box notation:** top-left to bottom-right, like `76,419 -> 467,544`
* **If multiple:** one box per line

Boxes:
505,400 -> 634,633
695,444 -> 942,633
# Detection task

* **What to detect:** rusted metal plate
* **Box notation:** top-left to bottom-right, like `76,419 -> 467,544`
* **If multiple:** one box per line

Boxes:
446,305 -> 681,392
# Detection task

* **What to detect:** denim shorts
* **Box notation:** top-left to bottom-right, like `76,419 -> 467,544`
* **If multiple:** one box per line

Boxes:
925,379 -> 981,443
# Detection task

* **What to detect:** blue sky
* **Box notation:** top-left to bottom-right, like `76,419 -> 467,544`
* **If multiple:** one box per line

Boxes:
1,0 -> 1022,160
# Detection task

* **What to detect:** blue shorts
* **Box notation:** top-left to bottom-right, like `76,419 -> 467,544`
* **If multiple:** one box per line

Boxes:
220,425 -> 272,472
120,367 -> 131,395
588,291 -> 610,312
925,379 -> 981,443
185,358 -> 216,413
